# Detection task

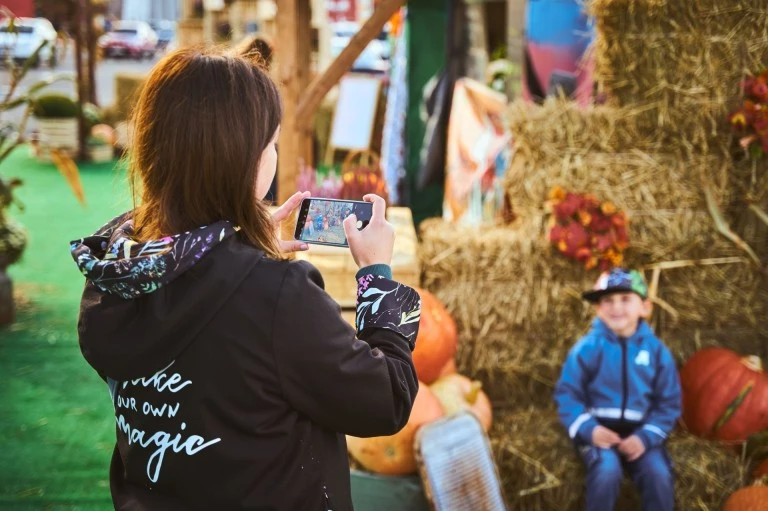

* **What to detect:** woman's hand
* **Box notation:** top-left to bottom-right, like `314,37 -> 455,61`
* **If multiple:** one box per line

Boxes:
343,194 -> 394,268
272,191 -> 311,253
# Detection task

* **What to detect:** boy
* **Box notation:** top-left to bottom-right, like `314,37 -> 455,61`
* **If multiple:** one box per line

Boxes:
554,268 -> 681,511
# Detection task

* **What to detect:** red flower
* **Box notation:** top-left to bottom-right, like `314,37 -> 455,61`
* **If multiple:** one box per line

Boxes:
752,81 -> 768,102
559,222 -> 589,257
554,192 -> 583,219
594,234 -> 613,252
549,224 -> 566,243
547,189 -> 630,270
590,213 -> 613,232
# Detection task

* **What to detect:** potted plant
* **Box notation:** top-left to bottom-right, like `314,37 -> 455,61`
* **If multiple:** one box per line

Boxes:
0,13 -> 85,326
31,92 -> 79,158
0,177 -> 27,325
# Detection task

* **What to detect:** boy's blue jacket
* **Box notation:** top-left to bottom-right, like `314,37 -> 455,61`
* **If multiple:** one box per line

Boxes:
554,318 -> 681,450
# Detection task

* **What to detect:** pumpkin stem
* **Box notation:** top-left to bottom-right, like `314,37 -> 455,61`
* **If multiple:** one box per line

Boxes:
742,356 -> 764,372
466,381 -> 482,404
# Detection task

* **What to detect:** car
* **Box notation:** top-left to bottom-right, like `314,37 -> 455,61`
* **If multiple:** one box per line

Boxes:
0,17 -> 58,68
99,20 -> 158,60
330,21 -> 390,74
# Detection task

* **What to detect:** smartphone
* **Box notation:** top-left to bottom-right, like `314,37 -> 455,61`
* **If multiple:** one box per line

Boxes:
294,198 -> 374,247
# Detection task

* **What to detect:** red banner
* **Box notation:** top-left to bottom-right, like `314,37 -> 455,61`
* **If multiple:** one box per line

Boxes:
326,0 -> 356,22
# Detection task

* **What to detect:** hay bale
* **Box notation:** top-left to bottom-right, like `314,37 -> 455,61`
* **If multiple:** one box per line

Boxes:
419,219 -> 767,405
654,264 -> 768,362
490,408 -> 746,510
589,0 -> 768,156
505,101 -> 768,231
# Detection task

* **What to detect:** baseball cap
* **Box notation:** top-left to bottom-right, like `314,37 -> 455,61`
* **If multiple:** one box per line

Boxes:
582,268 -> 648,303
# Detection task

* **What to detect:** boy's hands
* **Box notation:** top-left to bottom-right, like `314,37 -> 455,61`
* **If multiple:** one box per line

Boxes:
591,427 -> 647,461
592,426 -> 621,449
618,435 -> 646,462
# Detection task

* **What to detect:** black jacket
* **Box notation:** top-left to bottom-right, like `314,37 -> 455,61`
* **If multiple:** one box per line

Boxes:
70,214 -> 422,510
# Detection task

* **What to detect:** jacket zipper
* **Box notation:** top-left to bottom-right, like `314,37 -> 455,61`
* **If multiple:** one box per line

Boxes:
620,338 -> 628,424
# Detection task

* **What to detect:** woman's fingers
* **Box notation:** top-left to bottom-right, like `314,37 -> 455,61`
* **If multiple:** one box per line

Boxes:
272,191 -> 310,223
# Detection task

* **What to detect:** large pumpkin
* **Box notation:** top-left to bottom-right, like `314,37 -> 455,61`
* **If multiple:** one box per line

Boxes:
723,485 -> 768,511
412,288 -> 458,384
346,382 -> 444,475
430,373 -> 493,432
680,348 -> 768,443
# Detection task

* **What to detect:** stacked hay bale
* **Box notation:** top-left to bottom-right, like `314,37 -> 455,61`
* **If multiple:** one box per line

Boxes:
591,0 -> 768,158
419,0 -> 767,508
490,409 -> 745,510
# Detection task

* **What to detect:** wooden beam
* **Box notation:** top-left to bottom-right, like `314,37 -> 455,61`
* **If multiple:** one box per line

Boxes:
276,0 -> 312,222
75,0 -> 87,160
297,0 -> 313,166
295,0 -> 404,128
277,0 -> 298,208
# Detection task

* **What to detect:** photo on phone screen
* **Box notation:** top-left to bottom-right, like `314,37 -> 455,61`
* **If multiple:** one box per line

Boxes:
294,198 -> 373,247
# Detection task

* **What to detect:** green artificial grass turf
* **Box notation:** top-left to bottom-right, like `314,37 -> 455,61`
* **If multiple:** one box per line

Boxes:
1,147 -> 132,510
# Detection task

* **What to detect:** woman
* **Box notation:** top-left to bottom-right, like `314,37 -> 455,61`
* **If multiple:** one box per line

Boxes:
70,47 -> 421,511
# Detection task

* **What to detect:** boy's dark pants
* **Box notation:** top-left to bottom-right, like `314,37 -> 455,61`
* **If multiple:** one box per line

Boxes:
578,444 -> 674,511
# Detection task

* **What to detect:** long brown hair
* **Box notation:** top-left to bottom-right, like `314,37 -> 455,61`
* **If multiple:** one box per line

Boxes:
129,47 -> 282,258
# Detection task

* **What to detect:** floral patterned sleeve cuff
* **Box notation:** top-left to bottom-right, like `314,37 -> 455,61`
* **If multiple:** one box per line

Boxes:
356,274 -> 421,349
355,264 -> 392,280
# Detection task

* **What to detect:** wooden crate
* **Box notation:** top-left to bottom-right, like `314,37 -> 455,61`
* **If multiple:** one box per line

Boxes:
296,207 -> 421,319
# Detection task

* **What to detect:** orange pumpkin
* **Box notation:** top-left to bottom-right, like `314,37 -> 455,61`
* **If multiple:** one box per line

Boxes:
346,382 -> 444,475
723,485 -> 768,511
680,348 -> 768,444
430,373 -> 493,432
412,288 -> 458,384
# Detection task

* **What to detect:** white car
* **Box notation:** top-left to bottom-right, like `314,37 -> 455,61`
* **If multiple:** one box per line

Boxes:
99,21 -> 158,60
0,17 -> 58,68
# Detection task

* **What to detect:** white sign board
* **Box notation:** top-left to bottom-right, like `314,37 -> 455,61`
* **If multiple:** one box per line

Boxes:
330,74 -> 382,152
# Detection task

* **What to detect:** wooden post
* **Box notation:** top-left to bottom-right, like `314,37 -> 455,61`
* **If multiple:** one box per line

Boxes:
85,0 -> 97,105
297,0 -> 313,166
295,0 -> 404,129
75,0 -> 87,160
276,0 -> 312,213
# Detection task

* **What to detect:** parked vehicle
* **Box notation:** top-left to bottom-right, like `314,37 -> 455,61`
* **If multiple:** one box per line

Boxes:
0,17 -> 58,68
99,21 -> 158,60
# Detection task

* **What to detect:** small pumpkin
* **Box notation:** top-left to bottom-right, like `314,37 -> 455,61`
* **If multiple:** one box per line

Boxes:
723,485 -> 768,511
412,288 -> 458,384
430,373 -> 493,432
680,348 -> 768,444
346,382 -> 444,475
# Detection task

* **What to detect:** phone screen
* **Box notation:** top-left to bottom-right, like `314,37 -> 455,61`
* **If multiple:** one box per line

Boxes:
294,198 -> 373,247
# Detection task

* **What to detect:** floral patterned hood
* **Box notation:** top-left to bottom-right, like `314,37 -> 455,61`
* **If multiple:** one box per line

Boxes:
70,212 -> 237,300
